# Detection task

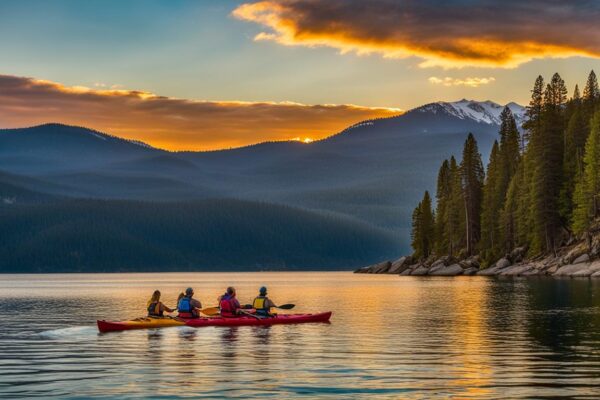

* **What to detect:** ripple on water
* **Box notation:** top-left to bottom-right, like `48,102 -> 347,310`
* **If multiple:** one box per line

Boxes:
2,272 -> 600,399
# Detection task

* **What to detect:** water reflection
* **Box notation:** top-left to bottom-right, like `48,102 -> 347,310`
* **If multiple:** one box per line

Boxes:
2,272 -> 600,398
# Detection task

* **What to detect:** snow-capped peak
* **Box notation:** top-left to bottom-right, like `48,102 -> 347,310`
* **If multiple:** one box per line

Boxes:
414,99 -> 526,126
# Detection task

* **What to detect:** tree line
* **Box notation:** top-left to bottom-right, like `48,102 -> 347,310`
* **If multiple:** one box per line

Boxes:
411,71 -> 600,265
0,198 -> 399,272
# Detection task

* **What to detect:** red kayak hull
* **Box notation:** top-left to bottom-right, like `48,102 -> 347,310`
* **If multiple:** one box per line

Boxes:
184,312 -> 332,328
97,312 -> 331,333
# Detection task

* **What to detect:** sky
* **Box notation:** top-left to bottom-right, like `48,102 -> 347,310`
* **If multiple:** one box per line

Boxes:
1,0 -> 599,150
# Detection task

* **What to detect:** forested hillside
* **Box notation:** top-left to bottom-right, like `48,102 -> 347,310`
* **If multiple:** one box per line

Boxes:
0,199 -> 398,272
411,71 -> 600,266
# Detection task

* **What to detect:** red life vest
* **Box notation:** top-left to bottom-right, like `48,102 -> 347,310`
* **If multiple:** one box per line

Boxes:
219,295 -> 239,317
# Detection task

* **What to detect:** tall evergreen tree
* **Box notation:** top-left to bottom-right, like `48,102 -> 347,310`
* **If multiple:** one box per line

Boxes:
434,159 -> 451,255
561,106 -> 587,222
522,75 -> 545,148
583,70 -> 599,104
572,111 -> 600,235
411,191 -> 435,259
497,107 -> 521,198
583,70 -> 600,128
531,73 -> 567,252
480,141 -> 501,261
460,133 -> 485,256
447,156 -> 465,256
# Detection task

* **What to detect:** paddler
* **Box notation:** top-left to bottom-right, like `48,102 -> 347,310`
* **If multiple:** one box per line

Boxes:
252,286 -> 277,317
177,287 -> 202,318
218,286 -> 242,317
147,290 -> 175,317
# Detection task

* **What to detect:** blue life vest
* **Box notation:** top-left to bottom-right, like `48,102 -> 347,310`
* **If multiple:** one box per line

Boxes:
178,296 -> 193,313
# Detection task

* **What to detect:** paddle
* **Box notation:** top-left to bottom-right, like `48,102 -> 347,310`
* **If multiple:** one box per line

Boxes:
238,309 -> 261,320
276,304 -> 295,310
243,303 -> 295,310
200,307 -> 220,316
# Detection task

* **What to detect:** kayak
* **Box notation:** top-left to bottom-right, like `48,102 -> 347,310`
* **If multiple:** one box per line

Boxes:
97,316 -> 185,332
97,312 -> 331,333
184,312 -> 332,328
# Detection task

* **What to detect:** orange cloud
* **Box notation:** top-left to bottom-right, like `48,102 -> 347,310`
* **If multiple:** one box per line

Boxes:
0,74 -> 401,151
233,0 -> 600,68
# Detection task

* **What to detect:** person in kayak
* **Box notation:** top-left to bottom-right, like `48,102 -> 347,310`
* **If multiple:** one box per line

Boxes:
219,287 -> 242,317
253,286 -> 277,317
177,287 -> 202,318
147,290 -> 175,317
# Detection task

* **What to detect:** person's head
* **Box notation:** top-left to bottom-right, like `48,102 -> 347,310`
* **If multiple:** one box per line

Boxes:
185,287 -> 194,297
177,292 -> 185,302
259,286 -> 267,296
151,290 -> 161,303
227,286 -> 236,297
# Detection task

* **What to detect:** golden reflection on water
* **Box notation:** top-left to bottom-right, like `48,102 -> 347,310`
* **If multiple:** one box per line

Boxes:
2,272 -> 600,398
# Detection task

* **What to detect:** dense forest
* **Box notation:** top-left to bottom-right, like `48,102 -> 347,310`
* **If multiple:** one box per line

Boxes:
0,199 -> 398,272
411,71 -> 600,266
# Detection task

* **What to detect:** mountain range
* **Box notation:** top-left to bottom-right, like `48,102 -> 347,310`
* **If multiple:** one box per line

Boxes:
0,99 -> 525,271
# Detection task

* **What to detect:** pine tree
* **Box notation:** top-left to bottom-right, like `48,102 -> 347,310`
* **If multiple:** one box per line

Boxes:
411,191 -> 435,258
572,111 -> 600,234
480,141 -> 501,261
522,75 -> 545,148
501,162 -> 523,252
434,160 -> 451,255
460,133 -> 485,256
583,70 -> 599,104
561,106 -> 587,222
446,156 -> 465,256
497,107 -> 521,199
531,73 -> 567,252
583,71 -> 600,130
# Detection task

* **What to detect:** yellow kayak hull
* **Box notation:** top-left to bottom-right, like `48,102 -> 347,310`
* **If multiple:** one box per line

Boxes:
97,317 -> 185,332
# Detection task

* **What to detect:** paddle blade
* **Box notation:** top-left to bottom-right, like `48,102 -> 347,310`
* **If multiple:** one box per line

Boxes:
200,307 -> 220,316
277,304 -> 295,310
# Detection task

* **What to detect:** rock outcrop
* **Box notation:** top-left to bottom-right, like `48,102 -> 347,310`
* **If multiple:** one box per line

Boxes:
355,244 -> 600,278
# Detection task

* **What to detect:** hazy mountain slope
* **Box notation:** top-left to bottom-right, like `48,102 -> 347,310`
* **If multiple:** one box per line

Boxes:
0,199 -> 399,272
0,100 -> 525,254
0,123 -> 160,174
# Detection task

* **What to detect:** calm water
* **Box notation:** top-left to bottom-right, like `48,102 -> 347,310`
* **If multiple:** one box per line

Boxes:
2,272 -> 600,399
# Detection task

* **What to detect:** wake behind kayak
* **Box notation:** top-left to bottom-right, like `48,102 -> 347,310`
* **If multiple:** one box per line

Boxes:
97,312 -> 332,333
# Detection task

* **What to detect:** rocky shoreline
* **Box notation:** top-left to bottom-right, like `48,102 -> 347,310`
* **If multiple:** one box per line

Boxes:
355,243 -> 600,277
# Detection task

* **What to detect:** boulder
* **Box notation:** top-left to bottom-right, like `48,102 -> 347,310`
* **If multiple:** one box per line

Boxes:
428,262 -> 446,274
495,258 -> 511,270
592,270 -> 600,277
477,265 -> 502,276
509,247 -> 527,263
389,257 -> 409,274
429,263 -> 463,276
554,263 -> 590,276
353,266 -> 370,273
572,260 -> 600,277
573,254 -> 590,264
400,266 -> 415,276
411,265 -> 429,276
521,269 -> 540,276
545,265 -> 559,274
500,264 -> 533,276
369,261 -> 392,274
463,267 -> 479,276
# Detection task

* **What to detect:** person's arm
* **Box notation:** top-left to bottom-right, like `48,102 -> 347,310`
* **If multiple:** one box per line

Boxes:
161,303 -> 174,313
234,299 -> 243,314
266,298 -> 277,308
192,298 -> 202,310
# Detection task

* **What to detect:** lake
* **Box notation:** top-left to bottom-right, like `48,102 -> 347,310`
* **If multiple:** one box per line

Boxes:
2,272 -> 600,399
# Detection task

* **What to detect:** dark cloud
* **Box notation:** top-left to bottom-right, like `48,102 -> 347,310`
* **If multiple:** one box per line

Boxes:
0,74 -> 400,150
234,0 -> 600,68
